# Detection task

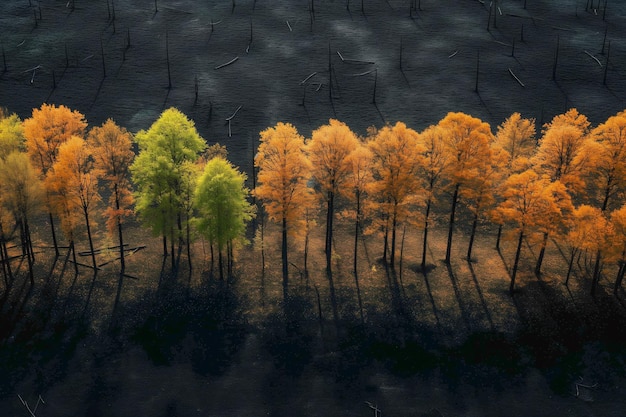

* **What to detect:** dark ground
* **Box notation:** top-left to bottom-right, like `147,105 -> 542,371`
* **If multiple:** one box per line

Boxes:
2,0 -> 626,416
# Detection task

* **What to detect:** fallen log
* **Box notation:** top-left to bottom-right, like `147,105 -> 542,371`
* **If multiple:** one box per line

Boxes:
300,72 -> 317,85
214,56 -> 238,70
584,50 -> 602,67
508,68 -> 525,87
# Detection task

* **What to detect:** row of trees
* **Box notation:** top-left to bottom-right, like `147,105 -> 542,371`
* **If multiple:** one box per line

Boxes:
253,109 -> 626,297
1,103 -> 626,299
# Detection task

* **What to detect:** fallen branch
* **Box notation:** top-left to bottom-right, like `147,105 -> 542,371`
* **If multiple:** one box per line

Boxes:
337,51 -> 345,61
300,72 -> 317,85
508,68 -> 525,87
286,20 -> 292,31
351,69 -> 376,76
214,56 -> 238,70
225,105 -> 242,121
584,50 -> 602,67
448,50 -> 458,58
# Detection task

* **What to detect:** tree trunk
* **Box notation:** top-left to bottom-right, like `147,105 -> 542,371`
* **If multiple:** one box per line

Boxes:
282,216 -> 289,300
353,190 -> 361,276
390,204 -> 398,268
565,247 -> 577,286
325,190 -> 334,276
421,198 -> 431,270
186,217 -> 192,271
510,229 -> 524,295
535,231 -> 549,275
49,211 -> 59,257
591,249 -> 602,296
467,212 -> 479,261
84,209 -> 97,272
218,247 -> 224,281
615,261 -> 625,294
114,184 -> 125,273
445,184 -> 460,264
496,224 -> 503,251
0,221 -> 12,285
170,225 -> 176,272
162,234 -> 167,257
70,240 -> 79,274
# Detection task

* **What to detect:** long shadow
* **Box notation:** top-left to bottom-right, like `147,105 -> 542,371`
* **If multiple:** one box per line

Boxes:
353,270 -> 365,324
422,270 -> 444,338
327,270 -> 340,325
467,261 -> 495,331
82,270 -> 99,318
445,263 -> 471,332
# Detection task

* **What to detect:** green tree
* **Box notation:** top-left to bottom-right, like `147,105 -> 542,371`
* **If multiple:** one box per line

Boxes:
254,122 -> 311,300
0,108 -> 26,157
194,158 -> 254,280
308,119 -> 359,276
130,108 -> 206,272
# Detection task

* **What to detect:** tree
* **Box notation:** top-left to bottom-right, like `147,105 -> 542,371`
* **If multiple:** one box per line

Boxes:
89,119 -> 134,274
254,122 -> 311,300
367,122 -> 424,268
496,170 -> 572,294
610,204 -> 626,294
587,110 -> 626,212
194,158 -> 254,280
341,143 -> 373,275
23,103 -> 88,256
0,108 -> 26,157
493,112 -> 537,173
47,136 -> 102,272
438,112 -> 493,264
130,108 -> 206,272
564,205 -> 610,287
417,125 -> 450,269
531,109 -> 593,274
308,119 -> 359,275
0,152 -> 43,284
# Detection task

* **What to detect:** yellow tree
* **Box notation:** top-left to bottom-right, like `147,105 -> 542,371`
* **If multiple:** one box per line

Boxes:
417,124 -> 450,269
496,170 -> 572,294
341,142 -> 373,276
47,136 -> 102,272
587,110 -> 626,212
564,205 -> 611,289
0,108 -> 26,157
610,204 -> 626,294
23,103 -> 87,256
254,122 -> 311,300
367,122 -> 424,268
0,152 -> 43,284
531,109 -> 593,274
438,112 -> 493,264
493,112 -> 537,172
89,119 -> 135,274
308,119 -> 359,275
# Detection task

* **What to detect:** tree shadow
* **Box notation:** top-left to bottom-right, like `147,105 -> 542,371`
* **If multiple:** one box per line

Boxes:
422,269 -> 444,337
467,261 -> 495,331
445,262 -> 471,331
81,270 -> 99,318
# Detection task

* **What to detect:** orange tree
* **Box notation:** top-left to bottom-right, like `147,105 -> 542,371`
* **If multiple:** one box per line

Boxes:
47,136 -> 102,272
495,170 -> 572,294
307,119 -> 359,276
23,103 -> 87,256
89,119 -> 135,274
254,122 -> 312,300
367,122 -> 424,268
438,112 -> 493,264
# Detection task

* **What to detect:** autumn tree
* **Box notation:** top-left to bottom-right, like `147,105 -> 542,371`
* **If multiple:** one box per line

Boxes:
254,122 -> 311,300
496,170 -> 572,294
586,110 -> 626,212
610,204 -> 626,294
130,108 -> 206,272
0,152 -> 43,284
367,122 -> 424,268
0,108 -> 26,156
531,109 -> 592,274
564,205 -> 610,287
308,119 -> 359,275
89,119 -> 134,274
23,103 -> 88,256
341,143 -> 373,275
416,125 -> 449,269
194,157 -> 254,280
438,112 -> 493,264
47,136 -> 102,272
493,112 -> 537,173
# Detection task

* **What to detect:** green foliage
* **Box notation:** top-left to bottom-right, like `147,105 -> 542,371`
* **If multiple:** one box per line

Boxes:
194,157 -> 255,251
0,109 -> 25,159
